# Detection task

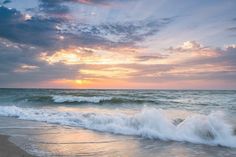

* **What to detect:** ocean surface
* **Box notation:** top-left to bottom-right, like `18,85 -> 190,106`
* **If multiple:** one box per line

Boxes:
0,89 -> 235,156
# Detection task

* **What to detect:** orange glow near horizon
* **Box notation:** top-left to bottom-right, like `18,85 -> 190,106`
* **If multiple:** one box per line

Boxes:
40,46 -> 142,65
34,41 -> 236,89
16,78 -> 234,89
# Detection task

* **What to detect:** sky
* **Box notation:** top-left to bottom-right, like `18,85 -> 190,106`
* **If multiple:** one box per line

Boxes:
0,0 -> 236,89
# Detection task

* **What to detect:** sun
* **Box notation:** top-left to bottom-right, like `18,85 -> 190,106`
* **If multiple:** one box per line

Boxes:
75,80 -> 83,84
75,79 -> 91,85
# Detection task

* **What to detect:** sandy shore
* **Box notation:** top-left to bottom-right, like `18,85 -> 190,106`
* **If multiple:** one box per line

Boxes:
0,134 -> 33,157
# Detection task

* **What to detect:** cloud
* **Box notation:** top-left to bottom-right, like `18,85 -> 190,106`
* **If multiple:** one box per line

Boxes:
69,17 -> 174,46
0,63 -> 80,86
14,64 -> 39,73
167,40 -> 205,52
39,2 -> 70,15
0,6 -> 62,47
134,55 -> 167,62
0,6 -> 112,50
0,0 -> 11,5
38,0 -> 132,17
39,0 -> 133,8
225,44 -> 236,49
1,36 -> 236,88
227,27 -> 236,31
0,5 -> 174,52
0,39 -> 80,86
0,0 -> 236,89
178,43 -> 236,67
0,39 -> 44,86
118,41 -> 236,83
78,0 -> 135,6
164,41 -> 236,81
99,18 -> 173,43
180,41 -> 201,50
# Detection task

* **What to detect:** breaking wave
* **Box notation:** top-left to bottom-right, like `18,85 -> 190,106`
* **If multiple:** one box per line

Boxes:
24,95 -> 155,104
0,106 -> 235,148
52,95 -> 112,103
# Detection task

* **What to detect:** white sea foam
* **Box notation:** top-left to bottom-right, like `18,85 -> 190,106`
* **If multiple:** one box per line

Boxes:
0,106 -> 235,148
52,95 -> 112,103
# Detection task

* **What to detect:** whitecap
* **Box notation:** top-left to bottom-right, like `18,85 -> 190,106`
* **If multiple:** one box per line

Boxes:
0,106 -> 235,148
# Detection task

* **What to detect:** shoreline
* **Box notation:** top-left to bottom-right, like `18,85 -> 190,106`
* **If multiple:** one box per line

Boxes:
0,134 -> 33,157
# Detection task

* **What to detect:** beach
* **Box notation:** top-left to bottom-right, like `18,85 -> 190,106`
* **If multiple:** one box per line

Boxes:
1,0 -> 236,156
0,89 -> 235,156
0,134 -> 32,157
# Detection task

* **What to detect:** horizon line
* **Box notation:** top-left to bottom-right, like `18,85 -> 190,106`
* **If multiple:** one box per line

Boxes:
0,87 -> 235,91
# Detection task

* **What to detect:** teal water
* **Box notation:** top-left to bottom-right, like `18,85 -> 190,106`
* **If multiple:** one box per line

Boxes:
0,89 -> 235,156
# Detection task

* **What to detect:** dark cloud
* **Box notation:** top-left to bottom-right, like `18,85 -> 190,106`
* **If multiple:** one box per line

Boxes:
0,0 -> 11,4
78,0 -> 135,5
0,64 -> 80,87
37,0 -> 131,16
0,6 -> 173,52
180,46 -> 236,67
0,6 -> 114,50
0,38 -> 41,79
0,63 -> 79,84
0,6 -> 62,47
227,27 -> 236,31
39,0 -> 133,8
69,18 -> 173,48
0,36 -> 80,86
217,46 -> 236,66
69,17 -> 174,45
38,0 -> 76,16
0,38 -> 80,86
165,41 -> 236,73
111,46 -> 236,82
99,18 -> 173,43
135,55 -> 167,62
39,2 -> 70,15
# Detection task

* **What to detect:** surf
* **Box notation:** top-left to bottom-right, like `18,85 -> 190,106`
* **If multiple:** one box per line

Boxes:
0,106 -> 235,148
20,95 -> 155,104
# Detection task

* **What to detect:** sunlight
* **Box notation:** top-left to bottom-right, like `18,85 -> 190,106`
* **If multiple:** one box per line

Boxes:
75,79 -> 90,85
40,49 -> 81,64
80,67 -> 136,78
39,47 -> 140,65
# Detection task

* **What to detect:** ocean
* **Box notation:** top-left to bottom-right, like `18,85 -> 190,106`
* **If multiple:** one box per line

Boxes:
0,89 -> 235,156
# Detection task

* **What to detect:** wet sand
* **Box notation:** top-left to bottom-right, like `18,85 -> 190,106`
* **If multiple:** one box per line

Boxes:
0,134 -> 33,157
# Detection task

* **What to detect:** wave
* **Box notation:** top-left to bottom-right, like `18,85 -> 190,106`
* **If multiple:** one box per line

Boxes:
23,95 -> 52,102
0,106 -> 235,147
23,95 -> 155,104
52,95 -> 113,103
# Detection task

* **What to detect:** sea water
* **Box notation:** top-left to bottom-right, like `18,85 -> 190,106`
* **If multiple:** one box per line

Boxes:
0,89 -> 235,156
